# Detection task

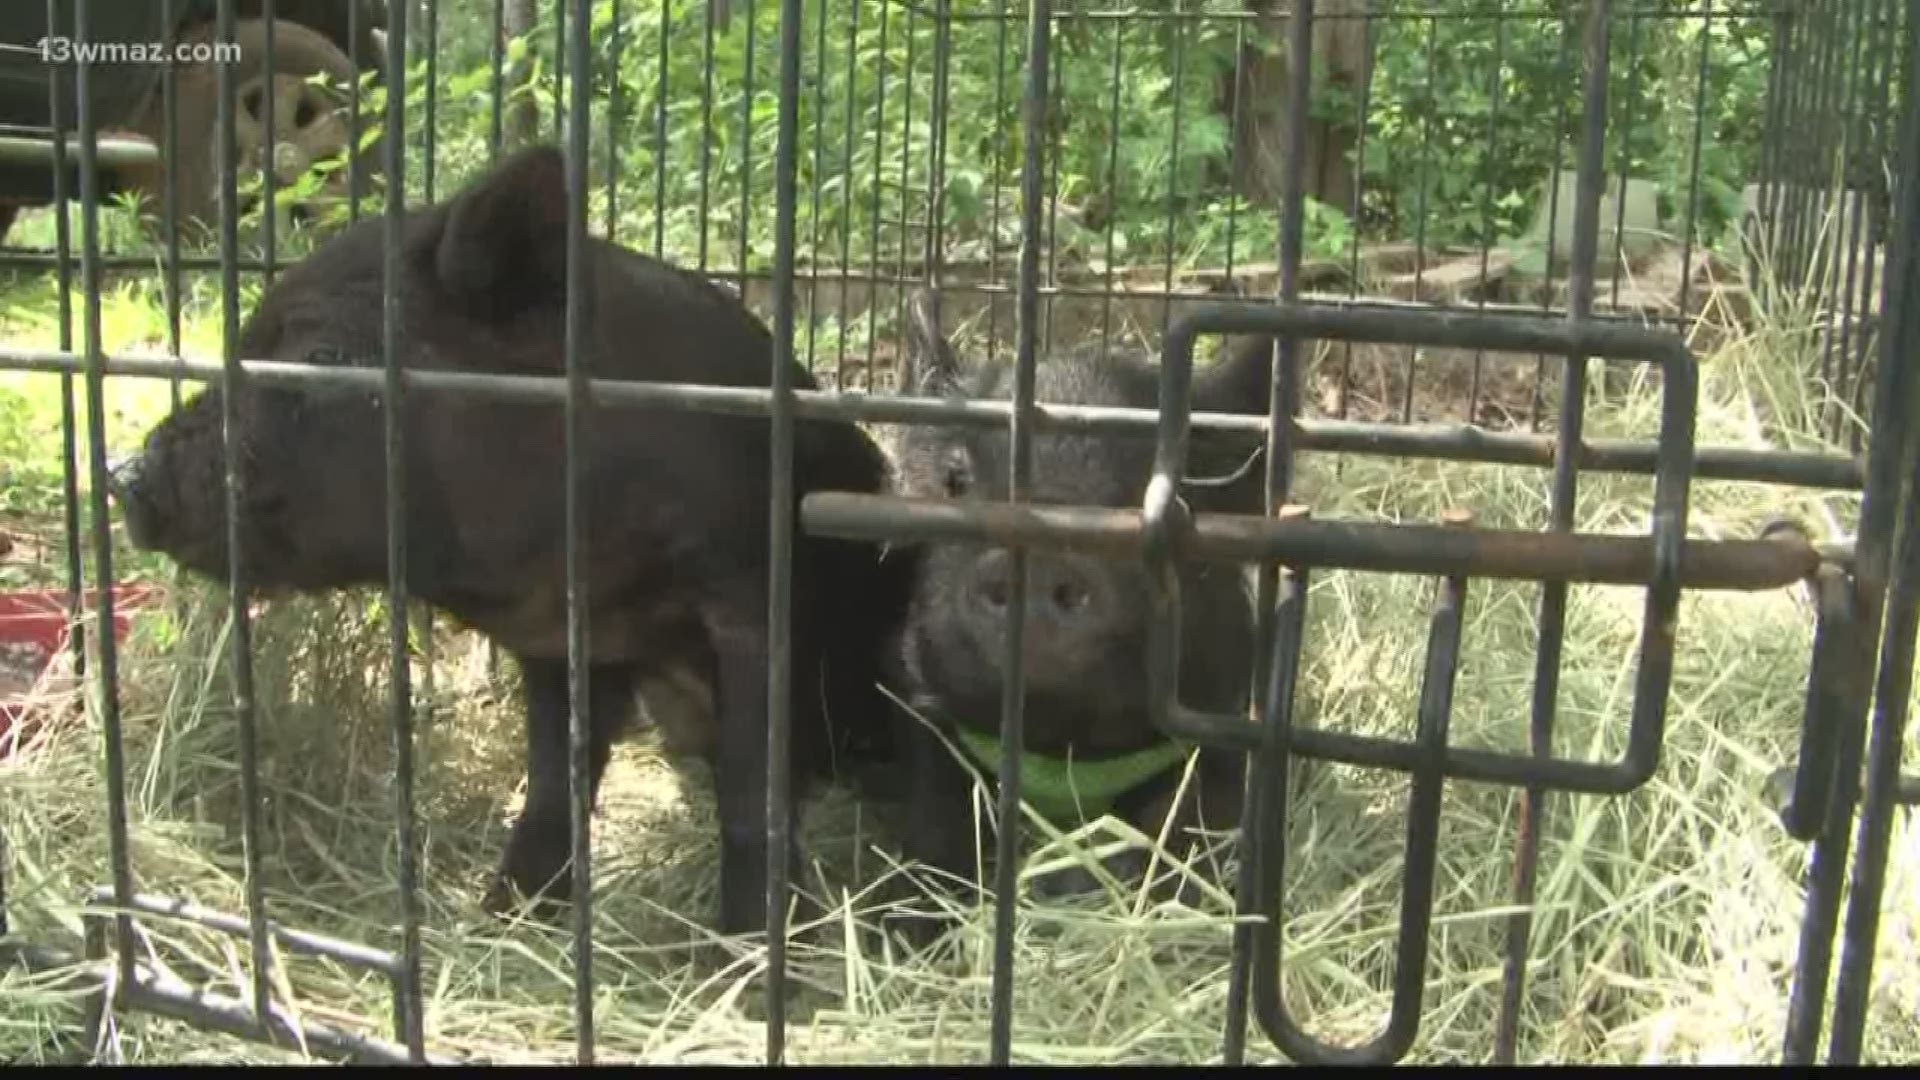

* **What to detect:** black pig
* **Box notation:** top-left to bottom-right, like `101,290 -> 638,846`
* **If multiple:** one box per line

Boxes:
881,288 -> 1275,906
108,145 -> 914,938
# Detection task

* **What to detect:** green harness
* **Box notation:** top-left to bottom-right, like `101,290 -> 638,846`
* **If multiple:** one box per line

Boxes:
950,724 -> 1191,824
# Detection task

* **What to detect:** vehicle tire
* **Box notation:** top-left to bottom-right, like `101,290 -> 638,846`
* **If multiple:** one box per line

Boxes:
123,18 -> 383,235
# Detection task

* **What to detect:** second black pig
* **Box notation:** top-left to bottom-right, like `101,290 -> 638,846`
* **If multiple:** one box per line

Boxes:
878,289 -> 1277,906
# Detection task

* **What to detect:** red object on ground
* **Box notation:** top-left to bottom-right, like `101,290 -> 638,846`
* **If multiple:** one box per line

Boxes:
0,584 -> 160,751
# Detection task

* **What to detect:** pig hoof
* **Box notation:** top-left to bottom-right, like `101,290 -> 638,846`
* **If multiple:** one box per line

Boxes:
480,873 -> 572,927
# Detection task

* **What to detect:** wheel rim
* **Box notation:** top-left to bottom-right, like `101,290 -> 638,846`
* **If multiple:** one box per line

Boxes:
230,69 -> 356,219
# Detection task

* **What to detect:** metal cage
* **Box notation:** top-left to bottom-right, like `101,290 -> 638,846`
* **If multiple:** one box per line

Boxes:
0,0 -> 1915,1065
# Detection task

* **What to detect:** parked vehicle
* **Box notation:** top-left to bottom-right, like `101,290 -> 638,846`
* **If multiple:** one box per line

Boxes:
0,0 -> 389,246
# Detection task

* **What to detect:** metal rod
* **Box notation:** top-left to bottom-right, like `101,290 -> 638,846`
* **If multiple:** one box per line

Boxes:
1099,9 -> 1125,355
1780,565 -> 1874,1062
1824,0 -> 1882,443
892,0 -> 918,367
1159,0 -> 1189,343
834,0 -> 860,381
82,888 -> 403,976
1529,10 -> 1577,431
349,0 -> 365,221
763,0 -> 807,1063
1223,546 -> 1310,1065
698,0 -> 718,271
562,0 -> 597,1063
1673,0 -> 1715,320
160,0 -> 183,410
610,0 -> 627,244
653,0 -> 670,258
262,0 -> 278,286
990,0 -> 1053,1064
212,0 -> 276,1033
45,0 -> 91,799
1403,11 -> 1439,422
1242,549 -> 1312,1060
422,0 -> 438,204
26,920 -> 454,1067
801,492 -> 1813,591
1495,0 -> 1612,1061
72,0 -> 137,998
117,975 -> 447,1066
379,2 -> 426,1062
901,2 -> 1784,22
983,0 -> 1011,358
490,0 -> 505,156
1827,0 -> 1920,1059
805,0 -> 830,371
1606,9 -> 1644,310
1338,9 -> 1380,425
1837,0 -> 1902,454
863,0 -> 891,382
1229,0 -> 1315,1058
736,0 -> 755,280
1468,10 -> 1511,413
0,322 -> 1864,498
1252,516 -> 1471,1064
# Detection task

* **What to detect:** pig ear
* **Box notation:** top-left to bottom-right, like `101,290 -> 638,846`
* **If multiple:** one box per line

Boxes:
430,145 -> 570,316
904,286 -> 961,396
1185,334 -> 1279,508
1192,333 -> 1277,417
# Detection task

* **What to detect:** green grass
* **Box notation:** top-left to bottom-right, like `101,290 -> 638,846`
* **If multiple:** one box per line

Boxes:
0,209 -> 1917,1065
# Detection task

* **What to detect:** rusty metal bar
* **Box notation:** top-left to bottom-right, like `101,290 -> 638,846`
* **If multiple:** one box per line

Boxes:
801,492 -> 1815,591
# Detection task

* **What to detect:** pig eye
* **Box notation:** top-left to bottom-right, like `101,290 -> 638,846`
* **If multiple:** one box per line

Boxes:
942,449 -> 972,497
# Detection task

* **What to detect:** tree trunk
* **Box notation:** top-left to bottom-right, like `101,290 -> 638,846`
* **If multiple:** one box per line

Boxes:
1221,0 -> 1372,215
503,0 -> 540,149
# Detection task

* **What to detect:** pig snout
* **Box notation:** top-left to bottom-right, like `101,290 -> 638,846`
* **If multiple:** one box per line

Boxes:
961,548 -> 1122,674
105,452 -> 165,549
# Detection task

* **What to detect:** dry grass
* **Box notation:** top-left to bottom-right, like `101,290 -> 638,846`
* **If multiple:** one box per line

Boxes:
2,242 -> 1918,1065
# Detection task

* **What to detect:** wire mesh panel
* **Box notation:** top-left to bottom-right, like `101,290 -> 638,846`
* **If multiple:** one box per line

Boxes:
0,0 -> 1914,1067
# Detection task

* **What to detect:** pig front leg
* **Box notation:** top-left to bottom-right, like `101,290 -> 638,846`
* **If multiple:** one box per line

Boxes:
702,581 -> 814,939
484,656 -> 634,922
